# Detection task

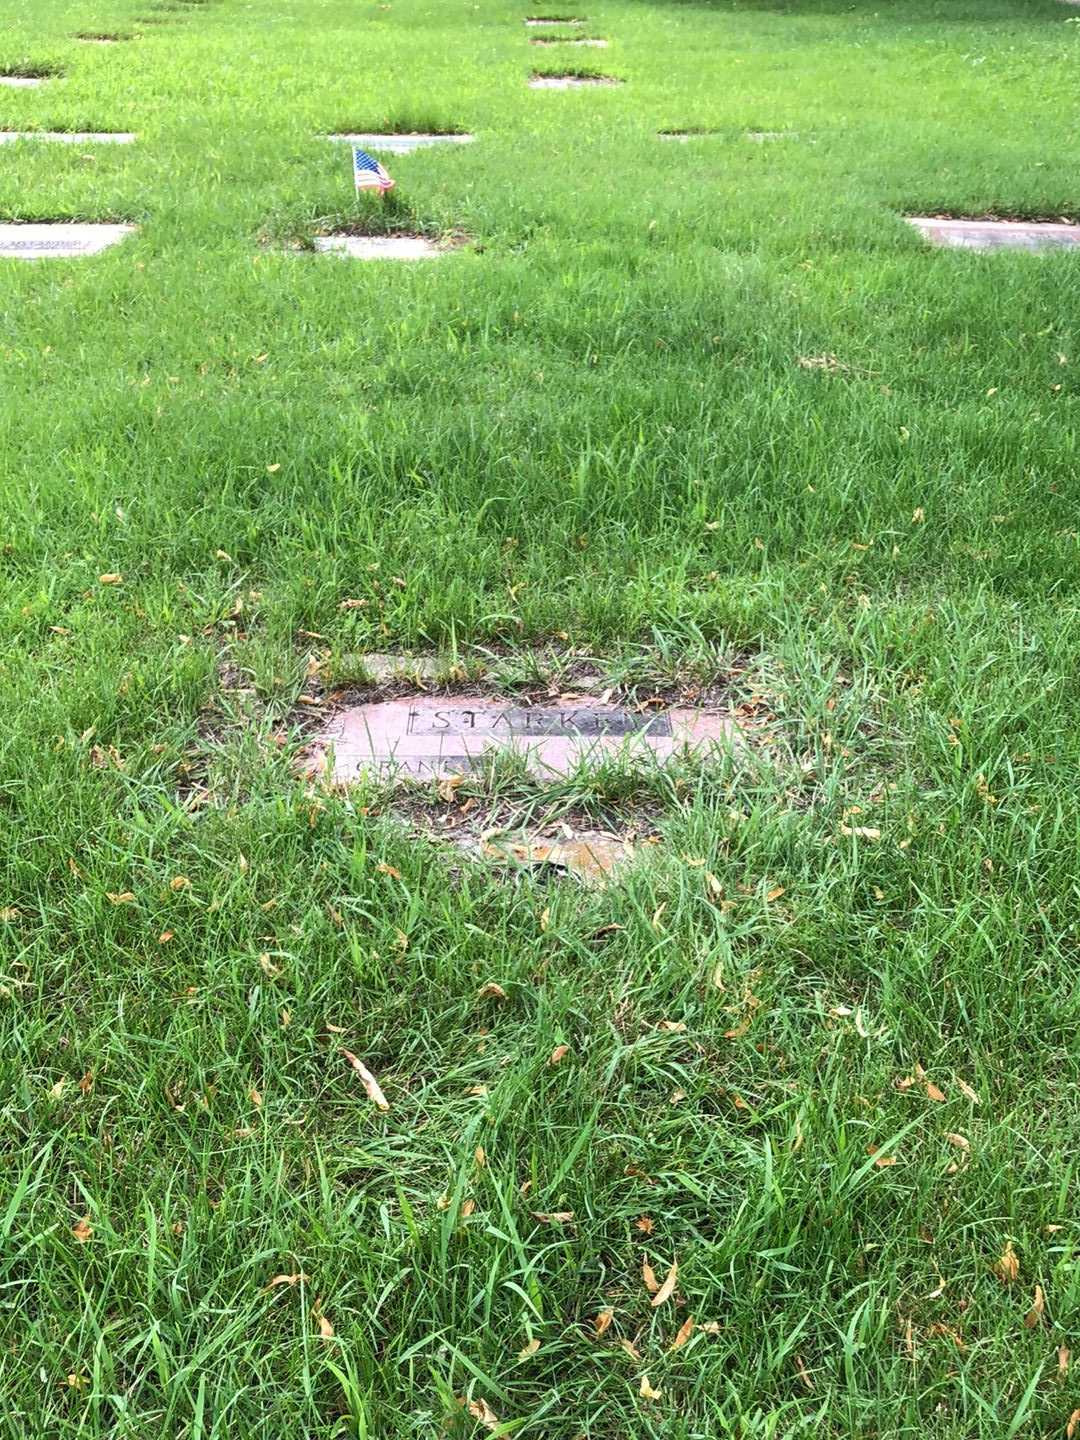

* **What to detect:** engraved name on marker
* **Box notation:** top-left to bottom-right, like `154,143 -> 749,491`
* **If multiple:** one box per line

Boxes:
406,706 -> 672,738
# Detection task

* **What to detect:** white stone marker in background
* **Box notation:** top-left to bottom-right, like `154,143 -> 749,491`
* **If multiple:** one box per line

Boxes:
313,235 -> 444,259
907,217 -> 1080,251
0,132 -> 135,145
0,76 -> 46,88
326,132 -> 474,154
0,223 -> 136,259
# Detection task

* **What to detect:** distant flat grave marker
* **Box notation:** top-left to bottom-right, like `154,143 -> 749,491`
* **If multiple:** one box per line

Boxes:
0,223 -> 135,259
658,129 -> 716,141
0,131 -> 135,145
907,216 -> 1080,251
313,234 -> 446,259
746,130 -> 797,142
529,72 -> 621,88
525,15 -> 585,23
309,696 -> 735,782
530,35 -> 608,45
76,33 -> 130,42
327,132 -> 474,154
0,75 -> 47,88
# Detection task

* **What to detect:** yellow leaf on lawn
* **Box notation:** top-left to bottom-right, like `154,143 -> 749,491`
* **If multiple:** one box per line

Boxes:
651,902 -> 667,932
474,1146 -> 486,1168
867,1145 -> 898,1168
639,1375 -> 663,1400
548,1044 -> 569,1066
258,953 -> 281,977
98,573 -> 123,585
669,1316 -> 694,1351
840,825 -> 881,841
956,1077 -> 981,1104
265,1272 -> 307,1290
531,1210 -> 574,1224
994,1241 -> 1020,1284
78,1070 -> 94,1096
49,1078 -> 67,1099
518,1338 -> 541,1359
642,1260 -> 659,1294
636,1216 -> 654,1234
477,982 -> 507,1000
169,876 -> 191,892
465,1397 -> 500,1432
765,885 -> 785,902
594,1308 -> 614,1337
340,1049 -> 389,1111
925,1081 -> 946,1102
1068,1409 -> 1080,1440
375,862 -> 402,880
651,1261 -> 678,1308
618,1336 -> 641,1360
1058,1345 -> 1071,1378
106,892 -> 135,905
72,1217 -> 93,1244
1024,1284 -> 1045,1329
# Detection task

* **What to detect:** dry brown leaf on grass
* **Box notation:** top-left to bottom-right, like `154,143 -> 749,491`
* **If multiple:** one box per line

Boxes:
106,891 -> 135,905
375,862 -> 402,880
98,573 -> 123,585
636,1216 -> 654,1234
866,1145 -> 898,1169
474,1146 -> 487,1168
548,1044 -> 570,1066
619,1336 -> 642,1360
169,875 -> 191,892
765,884 -> 786,902
531,1210 -> 574,1224
518,1338 -> 540,1359
840,825 -> 881,841
651,1261 -> 678,1308
639,1375 -> 663,1400
594,1308 -> 614,1337
956,1077 -> 981,1104
1024,1284 -> 1045,1329
71,1218 -> 93,1244
463,1397 -> 500,1431
1059,1346 -> 1071,1378
78,1070 -> 94,1096
265,1272 -> 308,1290
477,982 -> 507,1001
49,1078 -> 67,1100
249,1087 -> 263,1109
994,1241 -> 1020,1284
925,1081 -> 946,1103
1068,1409 -> 1080,1440
794,1355 -> 814,1392
669,1316 -> 695,1351
642,1260 -> 659,1295
340,1049 -> 389,1111
312,1301 -> 335,1339
258,953 -> 281,978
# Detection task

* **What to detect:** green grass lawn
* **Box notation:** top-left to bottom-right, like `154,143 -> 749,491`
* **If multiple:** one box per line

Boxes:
2,0 -> 1080,1434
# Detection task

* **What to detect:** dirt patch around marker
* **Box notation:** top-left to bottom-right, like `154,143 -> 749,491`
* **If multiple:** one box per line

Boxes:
529,72 -> 622,88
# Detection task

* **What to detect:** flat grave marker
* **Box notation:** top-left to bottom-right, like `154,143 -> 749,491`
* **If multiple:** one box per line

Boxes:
746,130 -> 797,142
308,696 -> 735,782
0,76 -> 47,88
326,132 -> 474,153
907,216 -> 1080,251
0,131 -> 135,145
0,223 -> 136,259
313,234 -> 445,259
530,36 -> 608,45
529,72 -> 621,87
525,16 -> 586,24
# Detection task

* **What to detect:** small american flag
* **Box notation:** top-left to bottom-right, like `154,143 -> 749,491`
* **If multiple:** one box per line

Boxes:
353,147 -> 395,193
